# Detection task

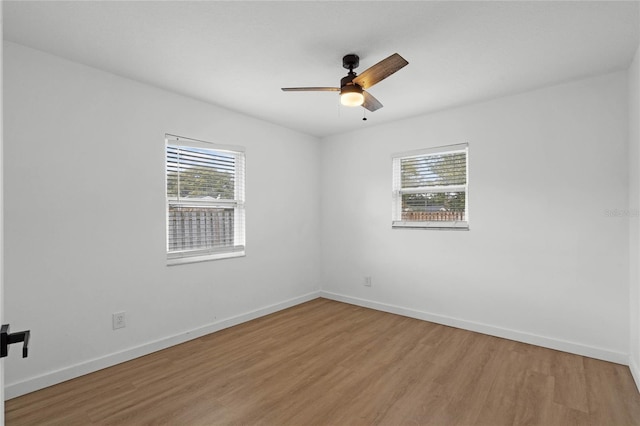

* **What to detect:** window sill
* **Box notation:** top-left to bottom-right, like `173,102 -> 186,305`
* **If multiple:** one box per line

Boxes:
167,250 -> 245,266
392,221 -> 469,230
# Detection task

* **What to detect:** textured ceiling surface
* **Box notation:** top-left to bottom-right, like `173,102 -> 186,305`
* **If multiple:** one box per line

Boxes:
4,1 -> 639,137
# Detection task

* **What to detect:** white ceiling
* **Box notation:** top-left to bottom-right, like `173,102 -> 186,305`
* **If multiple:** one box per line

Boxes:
3,1 -> 639,138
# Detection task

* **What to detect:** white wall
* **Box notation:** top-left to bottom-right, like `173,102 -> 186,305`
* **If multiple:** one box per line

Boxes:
629,42 -> 640,389
320,72 -> 630,363
2,41 -> 321,397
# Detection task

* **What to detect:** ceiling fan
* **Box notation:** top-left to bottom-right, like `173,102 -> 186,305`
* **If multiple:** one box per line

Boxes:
281,53 -> 409,112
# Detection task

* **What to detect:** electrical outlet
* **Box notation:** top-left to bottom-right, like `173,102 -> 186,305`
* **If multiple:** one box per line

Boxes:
364,276 -> 372,287
112,312 -> 126,330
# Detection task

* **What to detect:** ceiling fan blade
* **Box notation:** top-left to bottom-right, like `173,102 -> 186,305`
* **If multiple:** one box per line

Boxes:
352,53 -> 409,89
363,91 -> 383,112
281,87 -> 340,92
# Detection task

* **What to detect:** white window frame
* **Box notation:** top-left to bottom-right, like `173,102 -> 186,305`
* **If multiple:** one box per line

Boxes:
165,135 -> 246,265
392,143 -> 469,230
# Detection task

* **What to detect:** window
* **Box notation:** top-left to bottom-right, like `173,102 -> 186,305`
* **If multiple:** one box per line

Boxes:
392,143 -> 468,229
166,135 -> 245,264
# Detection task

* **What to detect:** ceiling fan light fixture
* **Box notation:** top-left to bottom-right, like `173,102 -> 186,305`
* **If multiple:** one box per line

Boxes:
340,84 -> 364,107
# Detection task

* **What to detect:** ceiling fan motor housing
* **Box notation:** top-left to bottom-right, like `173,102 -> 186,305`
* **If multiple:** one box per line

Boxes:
341,74 -> 358,88
340,83 -> 363,96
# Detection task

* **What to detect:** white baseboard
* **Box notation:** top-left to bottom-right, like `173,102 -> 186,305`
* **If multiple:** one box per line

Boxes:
5,291 -> 321,400
320,291 -> 628,365
630,357 -> 640,394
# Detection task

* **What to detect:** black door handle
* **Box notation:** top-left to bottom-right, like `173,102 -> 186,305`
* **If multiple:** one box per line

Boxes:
1,324 -> 30,358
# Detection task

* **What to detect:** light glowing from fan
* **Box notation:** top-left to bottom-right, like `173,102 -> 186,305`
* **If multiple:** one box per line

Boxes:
340,85 -> 364,107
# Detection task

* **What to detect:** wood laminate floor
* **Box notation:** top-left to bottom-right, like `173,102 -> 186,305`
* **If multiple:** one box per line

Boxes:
6,298 -> 640,425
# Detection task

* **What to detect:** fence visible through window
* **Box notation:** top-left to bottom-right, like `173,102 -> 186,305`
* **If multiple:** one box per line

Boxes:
401,211 -> 465,222
168,206 -> 235,251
